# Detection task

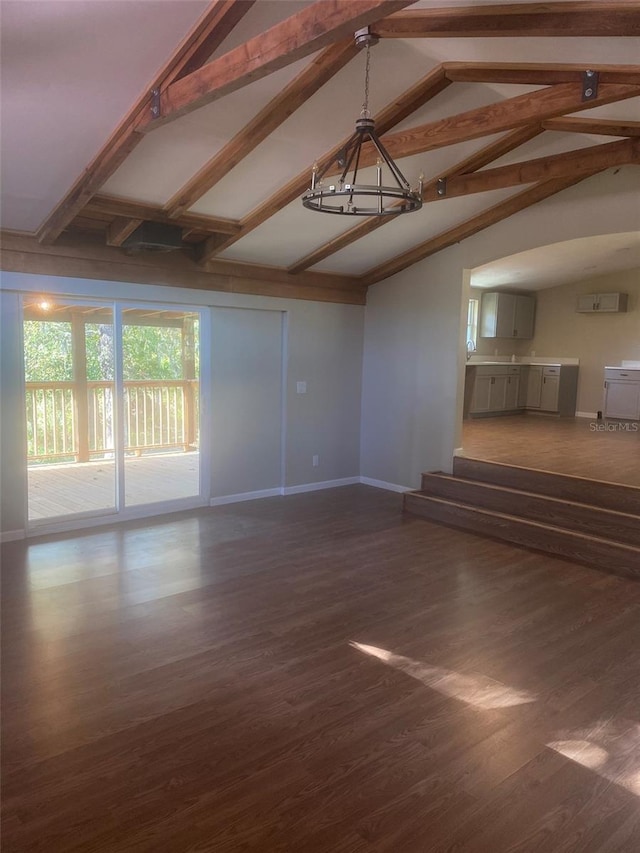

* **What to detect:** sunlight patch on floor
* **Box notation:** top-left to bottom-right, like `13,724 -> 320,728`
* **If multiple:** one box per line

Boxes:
350,641 -> 536,710
548,718 -> 640,797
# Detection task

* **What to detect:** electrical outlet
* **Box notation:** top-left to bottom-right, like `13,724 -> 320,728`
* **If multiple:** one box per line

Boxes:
312,455 -> 319,467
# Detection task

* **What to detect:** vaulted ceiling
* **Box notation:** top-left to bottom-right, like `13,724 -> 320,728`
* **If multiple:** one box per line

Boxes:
2,0 -> 639,304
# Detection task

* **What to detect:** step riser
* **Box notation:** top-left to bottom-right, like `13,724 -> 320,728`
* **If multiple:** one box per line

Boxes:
420,474 -> 640,548
404,494 -> 640,580
452,457 -> 640,516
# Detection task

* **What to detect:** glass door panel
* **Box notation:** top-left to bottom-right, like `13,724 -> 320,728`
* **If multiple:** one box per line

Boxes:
122,308 -> 200,506
24,297 -> 116,521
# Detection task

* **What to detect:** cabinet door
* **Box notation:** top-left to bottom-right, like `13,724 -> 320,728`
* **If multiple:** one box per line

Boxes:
471,375 -> 492,413
514,296 -> 535,338
596,293 -> 621,312
489,375 -> 508,411
495,294 -> 516,338
504,375 -> 520,410
604,381 -> 640,419
576,294 -> 597,312
517,368 -> 529,407
540,375 -> 560,411
526,367 -> 543,407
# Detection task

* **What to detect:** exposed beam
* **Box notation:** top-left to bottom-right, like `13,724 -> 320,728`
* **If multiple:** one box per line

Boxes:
287,124 -> 543,274
425,137 -> 640,201
542,117 -> 640,136
377,3 -> 640,38
352,82 -> 640,171
197,65 -> 452,263
443,62 -> 640,85
1,231 -> 367,306
106,217 -> 144,247
36,0 -> 256,245
143,0 -> 415,130
164,38 -> 359,219
83,195 -> 241,236
361,172 -> 605,286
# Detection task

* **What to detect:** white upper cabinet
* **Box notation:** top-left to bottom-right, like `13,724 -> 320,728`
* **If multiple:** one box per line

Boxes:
576,293 -> 628,313
480,292 -> 536,339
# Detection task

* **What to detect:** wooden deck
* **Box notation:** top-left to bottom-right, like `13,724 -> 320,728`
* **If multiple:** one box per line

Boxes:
462,414 -> 640,487
28,452 -> 200,520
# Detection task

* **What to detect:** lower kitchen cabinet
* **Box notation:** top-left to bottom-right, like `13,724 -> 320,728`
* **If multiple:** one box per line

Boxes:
467,363 -> 578,417
604,368 -> 640,419
540,374 -> 560,412
469,366 -> 519,414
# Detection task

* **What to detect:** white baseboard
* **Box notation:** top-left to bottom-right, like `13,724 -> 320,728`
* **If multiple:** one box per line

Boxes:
210,488 -> 282,507
359,477 -> 410,493
1,529 -> 26,543
575,411 -> 598,419
283,477 -> 360,496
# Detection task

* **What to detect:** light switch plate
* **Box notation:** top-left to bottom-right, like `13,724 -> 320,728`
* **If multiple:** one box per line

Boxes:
296,381 -> 307,394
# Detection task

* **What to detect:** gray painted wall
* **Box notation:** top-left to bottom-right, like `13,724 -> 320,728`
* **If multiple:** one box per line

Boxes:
0,273 -> 364,535
360,167 -> 640,489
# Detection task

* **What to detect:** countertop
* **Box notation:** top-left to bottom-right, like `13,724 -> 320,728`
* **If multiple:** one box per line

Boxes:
466,361 -> 563,367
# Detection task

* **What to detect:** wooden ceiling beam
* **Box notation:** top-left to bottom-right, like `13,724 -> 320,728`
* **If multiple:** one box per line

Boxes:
1,230 -> 367,306
142,0 -> 416,131
377,3 -> 640,38
542,117 -> 640,136
83,194 -> 241,236
286,124 -> 543,274
443,62 -> 640,85
197,65 -> 452,263
164,38 -> 359,219
424,137 -> 640,201
352,82 -> 640,171
35,0 -> 255,246
361,171 -> 605,286
106,217 -> 144,247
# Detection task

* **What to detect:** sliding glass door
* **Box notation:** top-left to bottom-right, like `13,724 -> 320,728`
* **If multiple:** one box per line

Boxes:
23,297 -> 205,527
24,297 -> 116,521
122,308 -> 200,506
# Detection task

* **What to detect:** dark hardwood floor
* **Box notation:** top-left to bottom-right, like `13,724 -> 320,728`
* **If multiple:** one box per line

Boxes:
2,485 -> 640,852
462,414 -> 640,487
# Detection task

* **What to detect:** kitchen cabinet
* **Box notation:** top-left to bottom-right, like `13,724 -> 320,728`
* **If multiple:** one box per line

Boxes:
604,368 -> 640,419
526,366 -> 543,408
469,366 -> 518,414
480,292 -> 536,339
467,363 -> 578,418
540,374 -> 560,412
576,292 -> 628,313
528,366 -> 562,412
504,371 -> 520,410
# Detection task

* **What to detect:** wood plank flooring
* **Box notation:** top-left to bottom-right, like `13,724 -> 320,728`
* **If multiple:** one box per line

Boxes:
2,485 -> 640,852
462,414 -> 640,487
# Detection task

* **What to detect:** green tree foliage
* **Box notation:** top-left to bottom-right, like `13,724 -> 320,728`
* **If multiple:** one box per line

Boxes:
23,321 -> 73,381
122,324 -> 183,380
24,320 -> 199,381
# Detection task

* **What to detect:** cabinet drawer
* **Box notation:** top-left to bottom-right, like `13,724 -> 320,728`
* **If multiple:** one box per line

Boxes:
507,366 -> 520,375
475,366 -> 510,376
605,368 -> 640,382
543,366 -> 560,377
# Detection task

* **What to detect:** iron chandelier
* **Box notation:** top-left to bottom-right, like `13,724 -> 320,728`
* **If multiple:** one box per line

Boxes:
302,29 -> 423,217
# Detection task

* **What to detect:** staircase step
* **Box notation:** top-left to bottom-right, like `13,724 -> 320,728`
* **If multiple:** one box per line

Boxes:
420,472 -> 640,548
403,492 -> 640,580
453,457 -> 640,516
